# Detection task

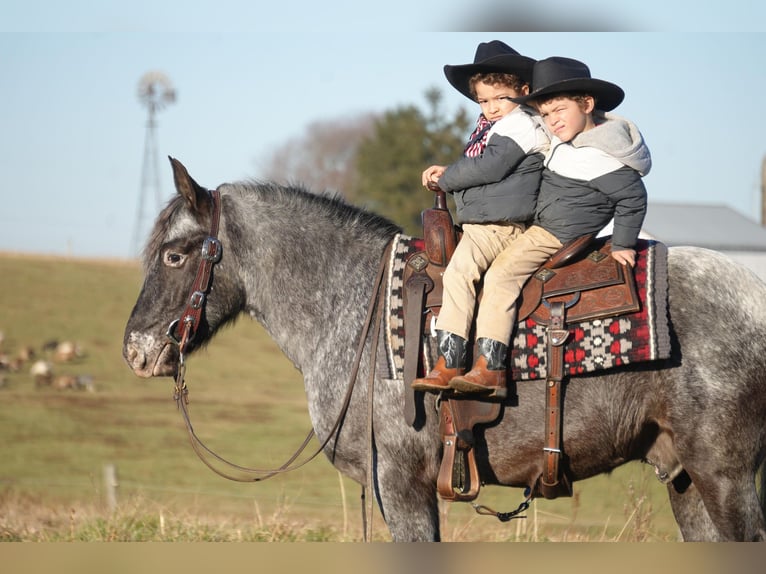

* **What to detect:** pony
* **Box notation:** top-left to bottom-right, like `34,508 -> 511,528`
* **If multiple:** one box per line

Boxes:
123,158 -> 766,541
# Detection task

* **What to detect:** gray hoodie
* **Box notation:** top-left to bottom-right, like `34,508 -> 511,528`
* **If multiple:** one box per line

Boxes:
534,112 -> 651,250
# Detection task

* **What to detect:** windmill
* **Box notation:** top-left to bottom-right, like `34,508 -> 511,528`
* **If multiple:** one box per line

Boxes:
131,71 -> 176,257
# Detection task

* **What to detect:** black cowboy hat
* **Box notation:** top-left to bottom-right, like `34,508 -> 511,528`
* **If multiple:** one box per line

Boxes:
444,40 -> 536,101
511,56 -> 624,112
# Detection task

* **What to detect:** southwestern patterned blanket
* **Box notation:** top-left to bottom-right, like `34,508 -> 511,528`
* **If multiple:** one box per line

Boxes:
381,234 -> 671,384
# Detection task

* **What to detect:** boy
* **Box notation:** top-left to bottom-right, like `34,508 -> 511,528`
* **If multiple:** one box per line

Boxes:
450,56 -> 651,394
412,40 -> 550,393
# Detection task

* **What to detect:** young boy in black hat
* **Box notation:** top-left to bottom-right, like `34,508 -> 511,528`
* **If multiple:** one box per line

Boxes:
450,56 -> 651,394
412,40 -> 551,394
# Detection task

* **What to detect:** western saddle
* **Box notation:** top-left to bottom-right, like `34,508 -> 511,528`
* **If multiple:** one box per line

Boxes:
402,190 -> 640,503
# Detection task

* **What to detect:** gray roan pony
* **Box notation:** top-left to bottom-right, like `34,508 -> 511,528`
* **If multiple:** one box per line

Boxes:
123,158 -> 766,542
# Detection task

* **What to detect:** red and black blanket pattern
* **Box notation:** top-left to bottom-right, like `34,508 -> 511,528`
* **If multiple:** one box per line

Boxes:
381,235 -> 671,383
510,239 -> 671,380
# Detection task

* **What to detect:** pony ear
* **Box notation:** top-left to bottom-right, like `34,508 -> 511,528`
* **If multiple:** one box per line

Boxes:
169,156 -> 208,214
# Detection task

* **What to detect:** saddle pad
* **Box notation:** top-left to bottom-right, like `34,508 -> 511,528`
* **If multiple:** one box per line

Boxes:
511,239 -> 671,380
381,233 -> 424,382
382,235 -> 671,383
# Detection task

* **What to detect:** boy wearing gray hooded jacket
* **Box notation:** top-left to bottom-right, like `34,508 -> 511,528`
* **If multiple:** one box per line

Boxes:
451,56 -> 651,394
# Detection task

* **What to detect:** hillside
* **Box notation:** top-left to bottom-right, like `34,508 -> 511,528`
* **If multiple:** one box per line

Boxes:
0,253 -> 679,541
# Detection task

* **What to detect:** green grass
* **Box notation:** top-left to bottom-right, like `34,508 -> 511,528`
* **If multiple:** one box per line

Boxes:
0,253 -> 680,541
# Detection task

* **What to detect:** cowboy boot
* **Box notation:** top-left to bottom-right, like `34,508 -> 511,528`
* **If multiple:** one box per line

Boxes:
411,330 -> 467,393
449,337 -> 507,394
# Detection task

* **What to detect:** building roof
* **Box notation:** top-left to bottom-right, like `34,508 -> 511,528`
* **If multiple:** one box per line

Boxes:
640,203 -> 766,252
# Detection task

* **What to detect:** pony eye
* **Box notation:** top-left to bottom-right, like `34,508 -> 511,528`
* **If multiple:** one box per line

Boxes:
163,250 -> 186,268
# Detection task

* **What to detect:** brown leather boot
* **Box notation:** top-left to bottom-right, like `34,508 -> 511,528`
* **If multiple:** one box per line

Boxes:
411,331 -> 466,393
449,338 -> 507,394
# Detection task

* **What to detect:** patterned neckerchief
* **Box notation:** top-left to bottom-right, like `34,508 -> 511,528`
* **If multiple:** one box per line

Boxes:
463,115 -> 494,158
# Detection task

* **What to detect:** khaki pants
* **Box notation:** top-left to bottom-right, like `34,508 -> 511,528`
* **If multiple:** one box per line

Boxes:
436,224 -> 563,344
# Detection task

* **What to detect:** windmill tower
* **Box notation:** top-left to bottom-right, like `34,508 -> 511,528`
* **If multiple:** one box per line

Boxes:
761,155 -> 766,226
131,71 -> 176,257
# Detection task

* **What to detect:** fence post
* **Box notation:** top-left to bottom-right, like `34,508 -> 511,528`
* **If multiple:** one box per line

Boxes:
103,464 -> 118,513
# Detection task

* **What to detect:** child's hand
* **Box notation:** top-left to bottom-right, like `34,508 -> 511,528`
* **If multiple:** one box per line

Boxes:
422,165 -> 446,188
611,249 -> 636,267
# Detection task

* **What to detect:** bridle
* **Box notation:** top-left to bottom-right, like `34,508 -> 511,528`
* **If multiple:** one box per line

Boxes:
164,187 -> 390,538
165,188 -> 223,351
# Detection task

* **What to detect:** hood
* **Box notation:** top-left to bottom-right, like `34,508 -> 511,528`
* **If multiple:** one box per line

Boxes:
571,111 -> 652,176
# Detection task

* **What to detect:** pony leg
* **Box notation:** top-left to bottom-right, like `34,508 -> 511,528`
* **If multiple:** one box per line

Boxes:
374,463 -> 441,542
669,464 -> 766,541
666,471 -> 720,541
688,469 -> 766,541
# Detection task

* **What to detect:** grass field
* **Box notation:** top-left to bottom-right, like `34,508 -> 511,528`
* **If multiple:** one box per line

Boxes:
0,252 -> 681,542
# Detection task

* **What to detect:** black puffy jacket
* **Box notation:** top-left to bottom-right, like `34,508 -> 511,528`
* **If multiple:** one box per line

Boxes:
438,106 -> 549,225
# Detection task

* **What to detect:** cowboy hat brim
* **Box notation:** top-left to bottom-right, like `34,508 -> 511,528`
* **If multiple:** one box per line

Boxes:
510,77 -> 625,112
444,54 -> 536,101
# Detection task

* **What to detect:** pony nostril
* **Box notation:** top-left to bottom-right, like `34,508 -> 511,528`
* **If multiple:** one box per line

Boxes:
125,344 -> 145,369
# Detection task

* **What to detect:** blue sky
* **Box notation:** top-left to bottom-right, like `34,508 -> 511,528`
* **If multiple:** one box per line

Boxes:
1,3 -> 765,258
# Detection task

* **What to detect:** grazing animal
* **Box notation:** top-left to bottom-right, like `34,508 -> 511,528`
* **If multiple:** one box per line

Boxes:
124,158 -> 766,542
53,341 -> 82,362
53,374 -> 78,390
30,360 -> 53,387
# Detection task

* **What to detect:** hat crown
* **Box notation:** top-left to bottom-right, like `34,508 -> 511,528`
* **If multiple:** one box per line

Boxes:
444,41 -> 535,101
509,56 -> 624,111
532,57 -> 592,91
472,40 -> 523,65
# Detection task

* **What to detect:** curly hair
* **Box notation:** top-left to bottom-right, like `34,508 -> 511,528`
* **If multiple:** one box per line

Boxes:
468,72 -> 527,99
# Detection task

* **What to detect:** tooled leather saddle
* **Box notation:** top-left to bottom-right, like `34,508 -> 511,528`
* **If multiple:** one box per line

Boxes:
402,190 -> 641,502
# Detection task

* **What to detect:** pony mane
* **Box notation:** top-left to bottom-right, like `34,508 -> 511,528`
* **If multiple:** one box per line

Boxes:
142,180 -> 402,268
224,179 -> 402,239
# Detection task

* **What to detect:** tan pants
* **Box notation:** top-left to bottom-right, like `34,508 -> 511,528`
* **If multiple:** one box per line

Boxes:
436,224 -> 563,344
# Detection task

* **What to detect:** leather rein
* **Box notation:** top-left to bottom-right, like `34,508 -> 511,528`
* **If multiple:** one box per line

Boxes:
166,188 -> 391,487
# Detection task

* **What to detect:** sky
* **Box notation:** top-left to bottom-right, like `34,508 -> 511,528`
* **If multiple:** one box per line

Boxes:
1,2 -> 765,259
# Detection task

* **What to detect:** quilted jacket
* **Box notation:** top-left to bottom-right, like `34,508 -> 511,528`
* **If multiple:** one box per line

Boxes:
534,111 -> 651,250
438,105 -> 549,225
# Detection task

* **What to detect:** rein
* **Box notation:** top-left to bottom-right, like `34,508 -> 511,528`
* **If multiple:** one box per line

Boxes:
166,188 -> 391,493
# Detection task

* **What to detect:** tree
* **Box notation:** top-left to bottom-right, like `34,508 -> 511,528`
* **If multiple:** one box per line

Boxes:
257,114 -> 376,196
352,88 -> 470,234
255,88 -> 471,235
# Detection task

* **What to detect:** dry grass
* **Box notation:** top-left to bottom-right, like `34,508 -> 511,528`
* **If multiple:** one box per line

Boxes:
0,475 -> 678,542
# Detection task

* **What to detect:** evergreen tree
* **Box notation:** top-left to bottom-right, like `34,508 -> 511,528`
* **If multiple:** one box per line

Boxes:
352,89 -> 470,234
256,88 -> 471,235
